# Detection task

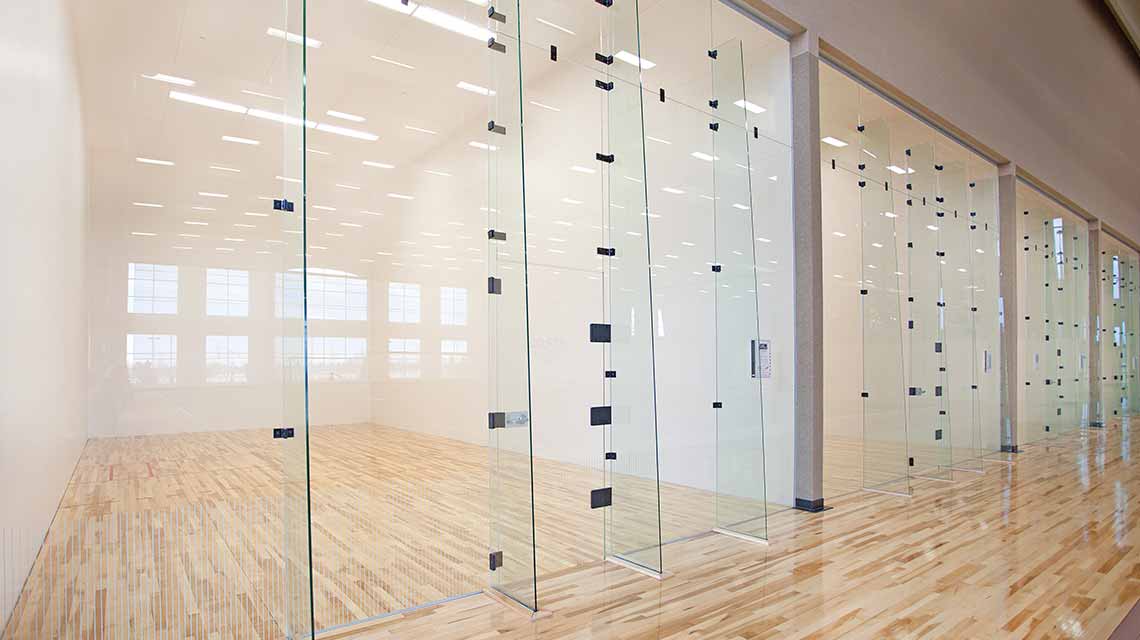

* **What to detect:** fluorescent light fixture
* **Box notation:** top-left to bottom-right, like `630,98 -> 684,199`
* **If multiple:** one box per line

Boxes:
210,165 -> 241,173
198,192 -> 229,198
142,73 -> 195,87
234,223 -> 256,228
662,187 -> 685,195
457,81 -> 495,96
247,108 -> 315,128
184,221 -> 209,226
756,237 -> 772,243
266,27 -> 322,48
862,149 -> 878,159
241,89 -> 281,100
387,193 -> 415,200
927,225 -> 939,231
363,160 -> 396,169
224,237 -> 246,243
405,125 -> 438,135
335,183 -> 361,190
615,50 -> 656,69
169,90 -> 248,114
361,210 -> 384,217
306,147 -> 330,156
570,166 -> 596,174
529,100 -> 560,112
732,203 -> 750,211
340,222 -> 363,228
561,197 -> 583,205
216,247 -> 235,252
367,0 -> 417,15
832,231 -> 846,237
316,122 -> 379,141
468,141 -> 499,151
371,55 -> 415,70
244,212 -> 269,217
310,245 -> 328,250
173,246 -> 193,250
312,205 -> 337,211
871,242 -> 884,248
325,232 -> 344,237
886,165 -> 915,175
131,231 -> 157,237
415,6 -> 494,41
132,202 -> 164,208
691,151 -> 717,162
733,99 -> 766,114
976,248 -> 985,254
883,211 -> 898,218
136,157 -> 174,166
646,136 -> 672,145
222,135 -> 259,146
536,17 -> 575,35
768,175 -> 778,181
326,109 -> 365,122
821,136 -> 848,148
276,176 -> 302,183
424,169 -> 453,177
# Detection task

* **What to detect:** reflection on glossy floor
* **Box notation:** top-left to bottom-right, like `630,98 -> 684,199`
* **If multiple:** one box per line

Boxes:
3,423 -> 767,638
333,418 -> 1140,640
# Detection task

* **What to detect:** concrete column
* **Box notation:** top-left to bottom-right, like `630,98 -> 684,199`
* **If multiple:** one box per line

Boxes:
790,31 -> 825,511
1089,223 -> 1103,427
997,163 -> 1020,452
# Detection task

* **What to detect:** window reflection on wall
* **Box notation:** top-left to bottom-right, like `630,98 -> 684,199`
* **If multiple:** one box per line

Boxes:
206,268 -> 250,317
440,339 -> 469,378
205,335 -> 249,383
309,336 -> 367,381
388,338 -> 421,379
388,282 -> 421,324
126,334 -> 177,385
127,263 -> 178,314
440,287 -> 468,326
310,273 -> 368,320
276,272 -> 305,319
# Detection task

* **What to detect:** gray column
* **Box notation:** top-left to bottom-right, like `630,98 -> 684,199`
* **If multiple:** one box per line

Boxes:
997,164 -> 1020,452
1088,223 -> 1103,427
790,32 -> 825,511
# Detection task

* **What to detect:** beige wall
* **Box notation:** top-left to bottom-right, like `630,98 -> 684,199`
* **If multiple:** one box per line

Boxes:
762,0 -> 1140,241
0,0 -> 88,627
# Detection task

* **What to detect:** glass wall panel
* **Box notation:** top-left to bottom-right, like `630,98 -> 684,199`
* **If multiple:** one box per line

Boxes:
968,170 -> 1002,454
1100,234 -> 1138,422
859,119 -> 910,495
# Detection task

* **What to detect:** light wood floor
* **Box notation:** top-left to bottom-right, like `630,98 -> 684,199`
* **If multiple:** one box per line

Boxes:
2,423 -> 776,639
332,418 -> 1140,639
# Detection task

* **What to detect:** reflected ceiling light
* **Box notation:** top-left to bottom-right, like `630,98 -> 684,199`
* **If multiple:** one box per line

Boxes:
224,237 -> 246,242
367,0 -> 417,14
417,6 -> 494,41
222,135 -> 259,145
615,50 -> 656,69
266,27 -> 322,48
469,141 -> 499,151
529,100 -> 560,112
833,274 -> 843,279
234,223 -> 256,228
325,232 -> 344,237
327,109 -> 365,122
241,89 -> 281,100
867,264 -> 878,269
210,165 -> 241,173
976,248 -> 985,254
248,108 -> 315,128
276,176 -> 302,183
732,203 -> 750,211
245,212 -> 270,217
377,251 -> 394,256
198,191 -> 229,198
661,187 -> 685,195
756,237 -> 771,243
405,125 -> 438,135
191,206 -> 215,211
173,245 -> 193,250
216,247 -> 235,252
132,202 -> 164,208
733,99 -> 766,114
886,165 -> 915,175
882,211 -> 898,218
554,220 -> 573,227
624,176 -> 643,183
136,157 -> 174,166
681,241 -> 695,247
179,233 -> 201,238
457,81 -> 495,96
957,267 -> 967,273
360,258 -> 375,263
184,221 -> 209,226
266,239 -> 286,244
871,242 -> 883,248
312,205 -> 336,211
363,160 -> 395,169
821,136 -> 848,148
142,73 -> 195,87
570,166 -> 595,174
646,136 -> 671,145
307,147 -> 331,156
927,225 -> 939,231
371,55 -> 415,70
832,231 -> 846,237
862,149 -> 877,159
424,170 -> 453,177
691,152 -> 718,162
387,193 -> 415,200
361,210 -> 384,216
340,222 -> 363,228
768,175 -> 778,182
536,17 -> 575,35
316,122 -> 378,141
626,231 -> 643,237
283,230 -> 302,234
130,231 -> 157,237
169,90 -> 248,114
560,197 -> 583,205
336,183 -> 362,190
310,245 -> 328,250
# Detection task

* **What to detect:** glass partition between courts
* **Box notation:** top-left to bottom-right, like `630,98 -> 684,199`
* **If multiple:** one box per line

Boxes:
969,171 -> 1002,454
904,143 -> 951,480
1127,255 -> 1140,414
859,118 -> 911,495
